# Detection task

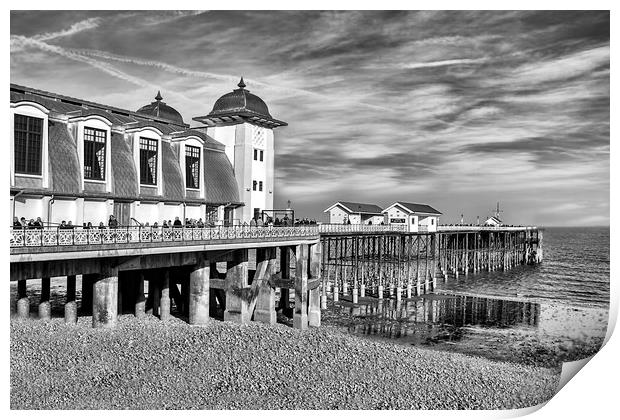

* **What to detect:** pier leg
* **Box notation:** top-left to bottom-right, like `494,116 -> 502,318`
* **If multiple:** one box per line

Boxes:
278,246 -> 292,312
92,268 -> 118,328
396,286 -> 402,301
81,274 -> 94,316
224,249 -> 250,324
135,273 -> 146,318
65,275 -> 77,324
38,277 -> 51,320
160,270 -> 171,321
352,287 -> 358,304
377,285 -> 384,299
333,285 -> 339,302
360,283 -> 366,298
308,242 -> 321,328
255,248 -> 277,325
17,279 -> 29,318
189,257 -> 210,325
293,244 -> 309,330
406,284 -> 412,299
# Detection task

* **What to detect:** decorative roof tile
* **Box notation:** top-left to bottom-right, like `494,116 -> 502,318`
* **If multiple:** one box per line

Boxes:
161,141 -> 185,202
204,149 -> 240,205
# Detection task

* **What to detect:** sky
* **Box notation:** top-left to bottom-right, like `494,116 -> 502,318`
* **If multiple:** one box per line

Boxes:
10,10 -> 610,226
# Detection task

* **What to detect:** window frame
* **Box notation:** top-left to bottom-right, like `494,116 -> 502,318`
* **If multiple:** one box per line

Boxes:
83,126 -> 107,181
139,137 -> 159,185
14,114 -> 44,176
185,144 -> 201,189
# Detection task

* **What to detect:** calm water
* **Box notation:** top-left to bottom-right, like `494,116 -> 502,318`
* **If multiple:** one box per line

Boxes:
325,227 -> 610,366
436,227 -> 610,308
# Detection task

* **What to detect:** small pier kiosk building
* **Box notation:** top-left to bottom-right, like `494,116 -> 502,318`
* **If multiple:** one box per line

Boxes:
324,201 -> 384,225
382,202 -> 442,233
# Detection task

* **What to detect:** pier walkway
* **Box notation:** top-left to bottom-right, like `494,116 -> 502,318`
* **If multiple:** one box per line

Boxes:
9,223 -> 542,331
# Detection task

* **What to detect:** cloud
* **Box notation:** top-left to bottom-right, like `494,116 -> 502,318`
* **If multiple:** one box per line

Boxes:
9,11 -> 610,225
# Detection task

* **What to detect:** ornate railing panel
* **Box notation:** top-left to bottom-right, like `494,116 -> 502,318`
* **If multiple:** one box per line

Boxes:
318,224 -> 407,234
10,225 -> 320,249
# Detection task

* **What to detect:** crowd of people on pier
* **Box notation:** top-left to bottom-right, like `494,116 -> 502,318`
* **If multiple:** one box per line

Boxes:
12,214 -> 319,230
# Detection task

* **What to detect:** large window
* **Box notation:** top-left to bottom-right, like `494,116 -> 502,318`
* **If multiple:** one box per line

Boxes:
84,127 -> 106,180
185,145 -> 200,189
139,137 -> 158,185
14,114 -> 43,175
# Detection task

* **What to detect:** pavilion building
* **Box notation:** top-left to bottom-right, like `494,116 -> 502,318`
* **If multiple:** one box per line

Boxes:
9,79 -> 286,227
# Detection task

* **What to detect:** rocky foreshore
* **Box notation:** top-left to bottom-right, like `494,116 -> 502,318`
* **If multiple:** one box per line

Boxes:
11,315 -> 559,410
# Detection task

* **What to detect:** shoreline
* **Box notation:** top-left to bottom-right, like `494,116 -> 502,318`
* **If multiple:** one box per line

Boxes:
10,314 -> 559,410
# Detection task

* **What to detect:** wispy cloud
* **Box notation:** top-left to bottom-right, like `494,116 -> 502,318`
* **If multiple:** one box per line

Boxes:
9,10 -> 610,226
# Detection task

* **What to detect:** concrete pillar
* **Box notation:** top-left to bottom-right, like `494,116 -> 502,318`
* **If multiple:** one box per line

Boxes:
189,257 -> 210,325
360,283 -> 366,298
278,246 -> 291,311
81,274 -> 94,315
92,267 -> 118,328
293,243 -> 309,330
396,286 -> 402,301
309,287 -> 321,327
333,285 -> 339,302
135,272 -> 146,318
224,249 -> 250,324
255,247 -> 277,325
406,284 -> 412,299
65,275 -> 77,324
352,287 -> 358,304
38,277 -> 51,320
160,270 -> 171,321
307,241 -> 321,328
377,285 -> 384,299
17,279 -> 29,318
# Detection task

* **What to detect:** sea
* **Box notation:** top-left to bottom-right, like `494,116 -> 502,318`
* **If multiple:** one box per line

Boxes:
322,227 -> 610,367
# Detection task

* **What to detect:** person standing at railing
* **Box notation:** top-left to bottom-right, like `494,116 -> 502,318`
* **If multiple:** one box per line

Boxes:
86,222 -> 93,229
13,217 -> 22,229
173,217 -> 183,228
67,221 -> 74,230
163,220 -> 169,229
197,218 -> 204,228
98,222 -> 106,230
108,215 -> 118,229
250,218 -> 257,227
257,218 -> 264,227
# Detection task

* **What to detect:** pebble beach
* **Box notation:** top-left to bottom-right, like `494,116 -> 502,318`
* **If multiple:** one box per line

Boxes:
10,314 -> 560,410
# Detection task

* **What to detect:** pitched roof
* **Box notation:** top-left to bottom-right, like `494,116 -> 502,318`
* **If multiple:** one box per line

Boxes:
110,132 -> 139,198
203,149 -> 241,205
161,142 -> 186,202
48,121 -> 80,194
324,201 -> 383,214
10,84 -> 189,129
384,202 -> 442,215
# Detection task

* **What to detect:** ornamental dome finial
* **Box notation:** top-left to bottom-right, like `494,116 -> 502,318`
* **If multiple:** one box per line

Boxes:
155,90 -> 163,101
237,77 -> 246,89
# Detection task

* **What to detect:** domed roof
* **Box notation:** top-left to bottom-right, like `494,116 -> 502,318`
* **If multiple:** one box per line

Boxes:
136,91 -> 185,125
209,78 -> 272,118
193,78 -> 287,128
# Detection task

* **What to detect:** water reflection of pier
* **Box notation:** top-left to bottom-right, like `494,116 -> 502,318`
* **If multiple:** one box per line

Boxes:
340,295 -> 540,344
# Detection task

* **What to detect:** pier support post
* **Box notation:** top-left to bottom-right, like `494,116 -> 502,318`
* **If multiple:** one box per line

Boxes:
278,246 -> 292,312
308,243 -> 321,328
81,274 -> 94,316
225,249 -> 250,324
160,270 -> 171,321
255,248 -> 277,325
65,275 -> 77,324
38,277 -> 51,320
17,279 -> 29,318
333,285 -> 339,302
92,267 -> 118,328
396,286 -> 402,301
293,244 -> 309,330
135,273 -> 146,318
377,285 -> 384,299
406,284 -> 412,299
189,256 -> 210,325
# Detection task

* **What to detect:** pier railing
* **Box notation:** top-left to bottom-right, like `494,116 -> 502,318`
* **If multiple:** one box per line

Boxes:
10,225 -> 320,248
318,224 -> 407,234
437,225 -> 537,232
